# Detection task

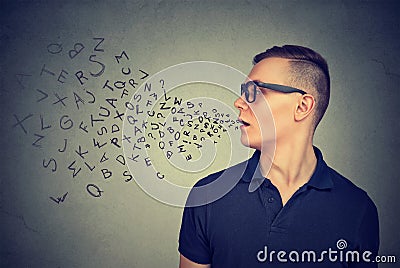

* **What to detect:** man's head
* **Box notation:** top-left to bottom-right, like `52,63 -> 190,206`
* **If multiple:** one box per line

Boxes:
234,45 -> 330,150
253,45 -> 330,128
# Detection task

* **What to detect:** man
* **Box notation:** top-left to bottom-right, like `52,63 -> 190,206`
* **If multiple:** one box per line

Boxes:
178,45 -> 379,267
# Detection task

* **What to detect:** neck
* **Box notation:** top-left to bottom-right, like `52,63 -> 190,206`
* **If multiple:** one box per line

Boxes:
259,136 -> 317,189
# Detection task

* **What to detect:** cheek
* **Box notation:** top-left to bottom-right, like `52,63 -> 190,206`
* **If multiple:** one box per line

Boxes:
251,104 -> 274,127
271,105 -> 293,132
250,108 -> 276,142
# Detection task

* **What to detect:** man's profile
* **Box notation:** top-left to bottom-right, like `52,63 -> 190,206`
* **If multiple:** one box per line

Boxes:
178,45 -> 379,267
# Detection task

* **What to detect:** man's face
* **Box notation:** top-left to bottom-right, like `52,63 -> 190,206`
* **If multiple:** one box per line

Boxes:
234,57 -> 298,150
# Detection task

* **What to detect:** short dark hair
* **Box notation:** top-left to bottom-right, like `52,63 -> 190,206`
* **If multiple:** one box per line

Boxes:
253,45 -> 330,129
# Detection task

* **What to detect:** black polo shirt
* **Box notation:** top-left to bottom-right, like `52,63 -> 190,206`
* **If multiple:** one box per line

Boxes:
178,147 -> 379,267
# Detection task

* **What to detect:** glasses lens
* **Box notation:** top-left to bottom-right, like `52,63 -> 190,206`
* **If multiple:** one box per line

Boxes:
241,82 -> 257,103
247,81 -> 256,103
241,83 -> 249,101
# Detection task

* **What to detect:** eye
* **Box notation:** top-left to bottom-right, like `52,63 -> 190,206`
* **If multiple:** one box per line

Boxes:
255,88 -> 263,95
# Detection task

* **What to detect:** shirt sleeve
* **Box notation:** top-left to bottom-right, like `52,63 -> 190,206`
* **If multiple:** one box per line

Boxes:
349,195 -> 380,267
178,203 -> 211,265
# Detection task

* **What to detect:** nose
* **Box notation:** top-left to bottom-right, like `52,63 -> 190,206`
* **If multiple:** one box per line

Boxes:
234,94 -> 248,110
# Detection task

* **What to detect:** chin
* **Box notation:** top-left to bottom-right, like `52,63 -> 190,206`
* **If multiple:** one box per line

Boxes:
239,124 -> 265,149
240,135 -> 261,150
240,139 -> 250,148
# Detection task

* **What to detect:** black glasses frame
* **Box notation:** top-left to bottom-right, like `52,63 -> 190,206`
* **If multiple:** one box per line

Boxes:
240,80 -> 307,103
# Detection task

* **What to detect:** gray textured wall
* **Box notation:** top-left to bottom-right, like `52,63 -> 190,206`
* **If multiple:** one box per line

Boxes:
1,0 -> 399,267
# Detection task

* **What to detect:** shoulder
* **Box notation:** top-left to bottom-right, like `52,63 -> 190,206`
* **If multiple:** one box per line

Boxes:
327,165 -> 377,212
184,157 -> 253,207
193,157 -> 251,187
314,146 -> 376,211
193,169 -> 225,187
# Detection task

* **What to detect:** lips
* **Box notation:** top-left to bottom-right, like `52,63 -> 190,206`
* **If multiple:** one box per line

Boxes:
238,118 -> 250,127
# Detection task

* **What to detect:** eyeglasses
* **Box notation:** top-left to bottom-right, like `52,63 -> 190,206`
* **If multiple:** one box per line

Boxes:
240,80 -> 307,103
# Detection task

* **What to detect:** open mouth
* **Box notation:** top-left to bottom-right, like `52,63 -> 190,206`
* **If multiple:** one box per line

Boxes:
239,119 -> 250,127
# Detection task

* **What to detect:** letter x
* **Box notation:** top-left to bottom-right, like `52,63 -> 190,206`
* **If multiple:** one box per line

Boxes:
12,113 -> 33,134
53,93 -> 68,107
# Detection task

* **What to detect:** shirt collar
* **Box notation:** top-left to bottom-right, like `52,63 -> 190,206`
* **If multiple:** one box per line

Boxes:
241,146 -> 333,190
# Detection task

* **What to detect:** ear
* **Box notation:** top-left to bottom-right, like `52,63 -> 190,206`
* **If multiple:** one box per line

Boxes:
294,94 -> 315,122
